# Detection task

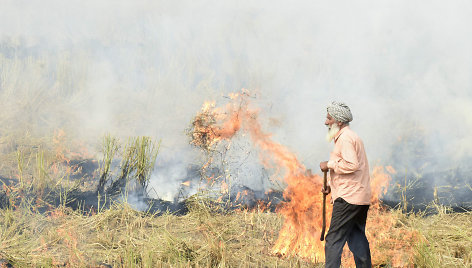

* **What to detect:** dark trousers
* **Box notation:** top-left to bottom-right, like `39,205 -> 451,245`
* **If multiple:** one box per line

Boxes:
325,198 -> 371,268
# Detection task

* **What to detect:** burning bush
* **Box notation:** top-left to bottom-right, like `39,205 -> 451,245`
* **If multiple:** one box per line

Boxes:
187,101 -> 221,151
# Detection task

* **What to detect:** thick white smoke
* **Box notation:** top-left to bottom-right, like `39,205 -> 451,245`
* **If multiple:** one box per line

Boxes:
1,1 -> 471,203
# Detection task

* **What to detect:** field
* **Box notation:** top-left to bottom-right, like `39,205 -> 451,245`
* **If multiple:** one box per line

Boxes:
0,58 -> 470,266
0,47 -> 471,268
0,136 -> 470,268
2,2 -> 472,266
0,194 -> 471,267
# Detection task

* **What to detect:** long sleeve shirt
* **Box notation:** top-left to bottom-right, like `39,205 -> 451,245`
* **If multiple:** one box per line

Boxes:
327,126 -> 371,205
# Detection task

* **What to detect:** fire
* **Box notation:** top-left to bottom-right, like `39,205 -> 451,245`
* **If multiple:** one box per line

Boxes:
53,129 -> 92,163
189,99 -> 241,151
51,128 -> 94,179
370,165 -> 394,209
191,91 -> 415,265
190,91 -> 325,261
53,129 -> 68,162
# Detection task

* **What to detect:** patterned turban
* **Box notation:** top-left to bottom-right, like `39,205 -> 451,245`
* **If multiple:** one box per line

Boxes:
327,101 -> 353,123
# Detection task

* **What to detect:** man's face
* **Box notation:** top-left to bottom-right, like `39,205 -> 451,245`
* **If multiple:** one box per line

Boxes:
325,113 -> 337,128
325,113 -> 341,142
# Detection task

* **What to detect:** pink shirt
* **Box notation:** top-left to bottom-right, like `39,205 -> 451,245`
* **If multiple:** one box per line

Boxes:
327,126 -> 371,205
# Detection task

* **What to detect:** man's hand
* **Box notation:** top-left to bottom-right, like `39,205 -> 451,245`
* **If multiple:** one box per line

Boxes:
320,161 -> 330,195
320,161 -> 329,172
321,185 -> 331,195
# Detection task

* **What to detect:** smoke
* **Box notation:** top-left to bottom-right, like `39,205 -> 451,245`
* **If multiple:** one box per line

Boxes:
147,148 -> 201,201
1,1 -> 472,203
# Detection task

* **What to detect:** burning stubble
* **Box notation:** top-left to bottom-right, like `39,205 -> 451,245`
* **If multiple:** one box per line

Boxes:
0,1 -> 471,265
188,91 -> 409,263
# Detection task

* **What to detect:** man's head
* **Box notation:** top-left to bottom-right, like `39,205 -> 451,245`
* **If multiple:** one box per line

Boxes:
325,102 -> 353,142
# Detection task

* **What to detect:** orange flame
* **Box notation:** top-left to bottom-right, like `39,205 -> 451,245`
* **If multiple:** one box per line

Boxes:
370,166 -> 393,209
53,128 -> 92,163
192,91 -> 325,261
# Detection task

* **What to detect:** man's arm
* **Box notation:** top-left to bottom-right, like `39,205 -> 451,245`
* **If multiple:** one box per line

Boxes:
327,139 -> 359,174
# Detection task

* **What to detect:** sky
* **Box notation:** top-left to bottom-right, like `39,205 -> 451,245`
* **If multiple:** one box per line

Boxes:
1,0 -> 471,202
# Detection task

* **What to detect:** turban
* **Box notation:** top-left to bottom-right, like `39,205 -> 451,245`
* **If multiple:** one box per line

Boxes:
327,101 -> 353,123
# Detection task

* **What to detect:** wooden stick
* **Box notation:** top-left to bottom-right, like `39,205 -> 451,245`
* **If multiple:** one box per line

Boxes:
320,170 -> 328,241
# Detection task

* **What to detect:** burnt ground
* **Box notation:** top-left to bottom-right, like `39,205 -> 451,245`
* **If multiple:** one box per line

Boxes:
0,158 -> 471,215
0,159 -> 282,215
382,165 -> 472,213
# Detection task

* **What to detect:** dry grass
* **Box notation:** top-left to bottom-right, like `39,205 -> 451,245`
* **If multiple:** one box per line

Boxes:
0,139 -> 470,267
0,133 -> 311,267
0,134 -> 470,267
0,202 -> 316,267
410,206 -> 472,268
0,191 -> 470,267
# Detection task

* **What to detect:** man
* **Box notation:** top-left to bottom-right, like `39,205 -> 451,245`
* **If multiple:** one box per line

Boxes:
320,101 -> 372,268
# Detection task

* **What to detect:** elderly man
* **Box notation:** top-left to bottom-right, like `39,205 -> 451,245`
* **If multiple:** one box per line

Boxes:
320,102 -> 372,268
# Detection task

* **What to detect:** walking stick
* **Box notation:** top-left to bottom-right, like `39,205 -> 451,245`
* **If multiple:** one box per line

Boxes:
320,170 -> 328,241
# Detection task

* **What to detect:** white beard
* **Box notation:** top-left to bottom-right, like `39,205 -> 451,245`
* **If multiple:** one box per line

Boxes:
326,123 -> 340,142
